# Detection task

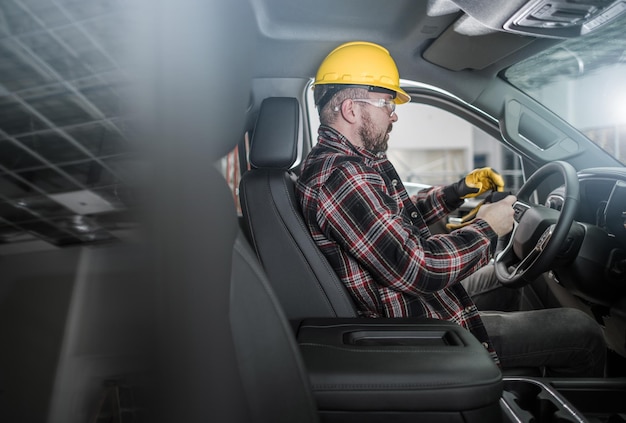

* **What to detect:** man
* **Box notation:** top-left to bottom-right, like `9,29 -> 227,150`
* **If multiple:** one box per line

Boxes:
296,41 -> 605,376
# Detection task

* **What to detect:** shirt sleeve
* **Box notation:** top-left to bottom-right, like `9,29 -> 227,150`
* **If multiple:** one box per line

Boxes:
317,162 -> 497,295
410,185 -> 458,226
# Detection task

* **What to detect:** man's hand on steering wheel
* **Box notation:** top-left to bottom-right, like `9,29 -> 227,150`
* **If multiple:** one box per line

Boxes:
476,195 -> 516,237
494,161 -> 580,287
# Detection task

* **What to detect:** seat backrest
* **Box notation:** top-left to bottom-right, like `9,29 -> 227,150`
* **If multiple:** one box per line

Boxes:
239,97 -> 357,321
230,231 -> 320,423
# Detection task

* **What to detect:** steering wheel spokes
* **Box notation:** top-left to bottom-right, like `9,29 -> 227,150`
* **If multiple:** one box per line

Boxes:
508,223 -> 555,281
494,161 -> 579,287
512,201 -> 531,223
534,224 -> 555,253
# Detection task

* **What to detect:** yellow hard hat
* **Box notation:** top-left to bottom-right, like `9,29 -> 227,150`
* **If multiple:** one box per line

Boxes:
313,41 -> 410,105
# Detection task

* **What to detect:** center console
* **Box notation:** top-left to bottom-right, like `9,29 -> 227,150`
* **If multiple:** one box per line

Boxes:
296,318 -> 626,423
501,377 -> 587,422
296,318 -> 503,423
500,377 -> 626,422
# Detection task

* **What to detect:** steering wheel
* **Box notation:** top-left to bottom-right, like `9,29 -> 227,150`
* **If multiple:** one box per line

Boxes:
494,161 -> 579,287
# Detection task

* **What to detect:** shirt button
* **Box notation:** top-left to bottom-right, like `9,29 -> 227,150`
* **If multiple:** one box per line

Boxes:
391,179 -> 398,187
411,211 -> 418,218
482,342 -> 490,349
465,306 -> 474,313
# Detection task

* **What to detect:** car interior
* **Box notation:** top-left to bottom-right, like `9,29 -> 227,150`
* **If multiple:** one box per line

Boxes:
1,0 -> 626,422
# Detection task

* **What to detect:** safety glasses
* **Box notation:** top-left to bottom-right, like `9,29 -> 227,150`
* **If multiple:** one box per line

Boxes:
351,98 -> 396,117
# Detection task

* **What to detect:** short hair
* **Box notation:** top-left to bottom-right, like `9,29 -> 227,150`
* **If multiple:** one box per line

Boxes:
314,86 -> 369,125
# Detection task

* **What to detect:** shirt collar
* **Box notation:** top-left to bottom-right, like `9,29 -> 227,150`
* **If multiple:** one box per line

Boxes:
318,125 -> 386,161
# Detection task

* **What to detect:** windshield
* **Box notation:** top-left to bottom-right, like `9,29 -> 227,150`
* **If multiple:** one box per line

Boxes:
505,14 -> 626,165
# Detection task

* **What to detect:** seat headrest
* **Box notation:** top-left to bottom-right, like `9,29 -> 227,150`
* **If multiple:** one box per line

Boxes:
250,97 -> 299,170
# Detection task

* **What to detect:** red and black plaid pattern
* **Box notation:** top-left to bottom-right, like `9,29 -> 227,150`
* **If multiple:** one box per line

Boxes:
297,126 -> 500,363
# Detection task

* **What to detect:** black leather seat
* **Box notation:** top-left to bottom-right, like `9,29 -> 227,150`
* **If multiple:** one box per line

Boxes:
239,97 -> 357,321
153,112 -> 321,421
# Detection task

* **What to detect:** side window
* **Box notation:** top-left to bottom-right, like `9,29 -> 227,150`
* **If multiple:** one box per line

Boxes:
388,102 -> 523,193
306,85 -> 522,193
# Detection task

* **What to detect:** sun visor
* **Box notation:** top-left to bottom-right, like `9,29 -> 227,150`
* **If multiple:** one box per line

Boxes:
423,21 -> 533,71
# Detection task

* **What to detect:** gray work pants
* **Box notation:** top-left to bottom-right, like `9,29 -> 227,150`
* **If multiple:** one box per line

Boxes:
462,265 -> 606,377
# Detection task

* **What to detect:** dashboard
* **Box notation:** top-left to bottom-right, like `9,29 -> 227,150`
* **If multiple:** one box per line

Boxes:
547,167 -> 626,236
576,168 -> 626,237
545,167 -> 626,307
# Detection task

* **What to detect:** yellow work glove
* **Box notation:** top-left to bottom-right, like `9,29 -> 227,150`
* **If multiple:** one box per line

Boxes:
453,167 -> 505,200
445,203 -> 482,231
445,191 -> 511,231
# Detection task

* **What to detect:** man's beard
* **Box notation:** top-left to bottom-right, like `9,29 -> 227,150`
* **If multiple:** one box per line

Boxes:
358,110 -> 392,154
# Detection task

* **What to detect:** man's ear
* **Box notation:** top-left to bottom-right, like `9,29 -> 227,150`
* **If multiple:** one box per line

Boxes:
340,99 -> 359,124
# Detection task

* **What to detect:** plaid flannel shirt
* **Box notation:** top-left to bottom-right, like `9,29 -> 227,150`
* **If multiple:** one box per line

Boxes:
296,126 -> 499,362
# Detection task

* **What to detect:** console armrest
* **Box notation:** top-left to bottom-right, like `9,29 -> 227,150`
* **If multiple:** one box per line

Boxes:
296,317 -> 502,413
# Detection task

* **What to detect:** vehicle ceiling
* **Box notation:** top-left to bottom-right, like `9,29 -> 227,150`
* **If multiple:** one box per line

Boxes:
0,0 -> 615,252
249,0 -> 544,100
